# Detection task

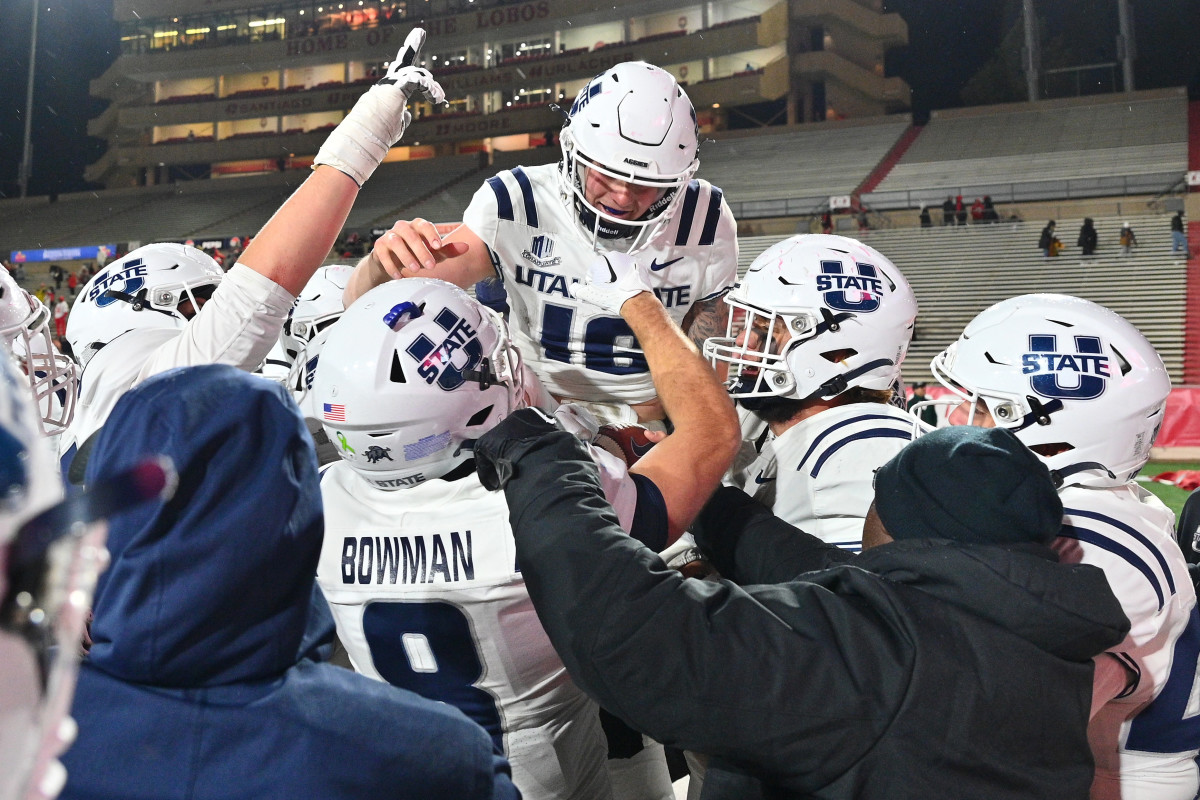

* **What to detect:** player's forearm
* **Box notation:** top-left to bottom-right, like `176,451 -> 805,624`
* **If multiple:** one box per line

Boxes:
345,251 -> 390,307
623,294 -> 739,462
239,166 -> 359,297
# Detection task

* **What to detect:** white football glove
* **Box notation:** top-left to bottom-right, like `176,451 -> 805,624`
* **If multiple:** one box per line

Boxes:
568,252 -> 653,315
313,27 -> 445,186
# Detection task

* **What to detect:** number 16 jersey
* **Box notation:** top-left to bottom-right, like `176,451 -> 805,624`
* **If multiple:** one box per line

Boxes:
463,163 -> 737,405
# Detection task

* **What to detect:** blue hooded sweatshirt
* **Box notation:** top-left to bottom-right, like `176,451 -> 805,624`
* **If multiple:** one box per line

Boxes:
62,365 -> 518,800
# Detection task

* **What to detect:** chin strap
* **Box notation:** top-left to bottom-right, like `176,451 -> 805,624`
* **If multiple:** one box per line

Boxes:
1012,396 -> 1064,431
102,288 -> 177,317
462,356 -> 502,390
804,358 -> 894,401
1049,461 -> 1115,489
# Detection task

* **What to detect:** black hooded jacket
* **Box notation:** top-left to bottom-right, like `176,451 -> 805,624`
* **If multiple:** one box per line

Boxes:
473,411 -> 1131,800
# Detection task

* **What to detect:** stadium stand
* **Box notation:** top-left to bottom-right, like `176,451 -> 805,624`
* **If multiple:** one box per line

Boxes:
738,214 -> 1188,385
697,118 -> 910,218
391,147 -> 560,226
865,91 -> 1188,210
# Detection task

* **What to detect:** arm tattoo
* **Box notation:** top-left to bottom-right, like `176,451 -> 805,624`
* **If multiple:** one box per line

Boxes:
683,295 -> 729,350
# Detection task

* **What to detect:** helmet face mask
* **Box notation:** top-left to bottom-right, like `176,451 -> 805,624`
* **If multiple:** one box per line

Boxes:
0,270 -> 77,436
66,244 -> 224,369
558,62 -> 700,253
931,294 -> 1170,488
312,278 -> 527,489
704,234 -> 916,404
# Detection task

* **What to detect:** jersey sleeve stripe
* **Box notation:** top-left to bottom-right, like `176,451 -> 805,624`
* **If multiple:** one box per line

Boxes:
1059,523 -> 1167,610
674,180 -> 701,246
512,167 -> 539,228
486,175 -> 514,222
699,186 -> 724,246
796,413 -> 912,472
1063,506 -> 1178,595
809,428 -> 912,478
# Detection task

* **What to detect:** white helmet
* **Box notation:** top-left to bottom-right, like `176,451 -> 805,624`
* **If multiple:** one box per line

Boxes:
0,270 -> 77,436
704,234 -> 917,405
559,61 -> 700,252
281,265 -> 352,415
66,244 -> 224,369
311,278 -> 527,489
930,294 -> 1170,488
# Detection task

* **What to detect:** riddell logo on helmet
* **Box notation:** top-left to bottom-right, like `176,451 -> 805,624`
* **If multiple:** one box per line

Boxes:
1021,334 -> 1110,400
88,260 -> 149,307
405,307 -> 484,391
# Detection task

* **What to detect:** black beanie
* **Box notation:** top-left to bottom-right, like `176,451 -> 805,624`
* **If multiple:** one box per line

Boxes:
873,426 -> 1063,546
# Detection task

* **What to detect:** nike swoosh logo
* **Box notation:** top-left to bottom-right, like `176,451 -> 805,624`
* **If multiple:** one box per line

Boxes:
649,257 -> 684,271
630,439 -> 656,458
754,472 -> 775,485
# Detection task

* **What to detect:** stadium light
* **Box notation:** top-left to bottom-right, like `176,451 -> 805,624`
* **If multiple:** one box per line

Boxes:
18,0 -> 38,198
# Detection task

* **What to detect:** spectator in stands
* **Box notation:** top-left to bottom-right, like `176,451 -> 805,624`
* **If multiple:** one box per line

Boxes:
68,270 -> 78,296
982,196 -> 999,223
1171,211 -> 1189,257
1119,222 -> 1138,256
1039,220 -> 1057,257
35,284 -> 47,304
1050,235 -> 1065,257
919,205 -> 932,228
821,211 -> 833,234
942,196 -> 954,226
857,208 -> 870,232
907,382 -> 938,427
970,197 -> 985,223
1078,218 -> 1098,257
955,194 -> 967,226
54,296 -> 69,338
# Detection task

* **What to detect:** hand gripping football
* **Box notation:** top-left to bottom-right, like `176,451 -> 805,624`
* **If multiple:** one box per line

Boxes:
593,423 -> 658,466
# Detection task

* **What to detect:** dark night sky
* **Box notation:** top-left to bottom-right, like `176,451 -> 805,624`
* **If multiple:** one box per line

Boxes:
0,0 -> 1197,199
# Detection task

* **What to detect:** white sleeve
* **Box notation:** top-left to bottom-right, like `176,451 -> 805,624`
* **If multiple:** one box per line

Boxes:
136,264 -> 296,383
461,180 -> 502,254
588,443 -> 639,534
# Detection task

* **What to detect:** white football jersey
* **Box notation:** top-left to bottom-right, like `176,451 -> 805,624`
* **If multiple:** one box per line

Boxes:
1053,484 -> 1199,800
463,164 -> 737,405
61,265 -> 294,463
317,445 -> 643,800
732,402 -> 918,553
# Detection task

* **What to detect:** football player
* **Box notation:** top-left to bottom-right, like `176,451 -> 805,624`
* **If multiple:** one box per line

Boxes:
312,255 -> 738,800
703,234 -> 920,552
0,268 -> 77,439
342,62 -> 738,426
60,28 -> 444,482
932,294 -> 1196,800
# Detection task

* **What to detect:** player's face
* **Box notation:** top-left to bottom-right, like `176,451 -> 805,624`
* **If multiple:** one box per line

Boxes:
948,398 -> 996,428
583,168 -> 665,221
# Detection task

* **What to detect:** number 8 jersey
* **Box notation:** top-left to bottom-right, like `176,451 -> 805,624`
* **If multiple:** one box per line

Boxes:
463,163 -> 737,405
317,445 -> 645,800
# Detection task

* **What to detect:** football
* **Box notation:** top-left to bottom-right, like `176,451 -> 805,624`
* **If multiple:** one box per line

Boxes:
593,423 -> 658,466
